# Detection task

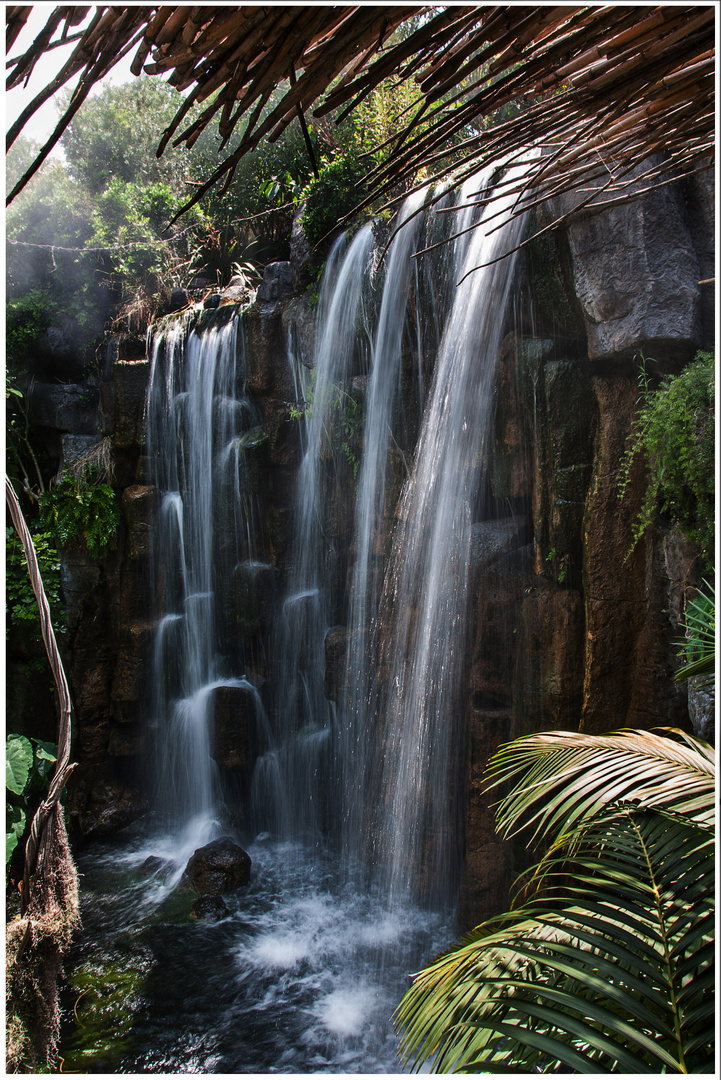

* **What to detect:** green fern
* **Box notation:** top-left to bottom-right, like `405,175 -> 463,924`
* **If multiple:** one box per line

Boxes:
675,581 -> 715,685
39,476 -> 120,557
620,351 -> 714,562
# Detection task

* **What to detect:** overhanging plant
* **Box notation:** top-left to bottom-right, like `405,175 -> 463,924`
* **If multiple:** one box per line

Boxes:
395,728 -> 715,1073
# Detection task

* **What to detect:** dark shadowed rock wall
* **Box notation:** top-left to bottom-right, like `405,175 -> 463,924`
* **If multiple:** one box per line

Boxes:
458,167 -> 714,926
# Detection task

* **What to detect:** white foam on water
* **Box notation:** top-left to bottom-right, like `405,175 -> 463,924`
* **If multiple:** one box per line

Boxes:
314,984 -> 384,1036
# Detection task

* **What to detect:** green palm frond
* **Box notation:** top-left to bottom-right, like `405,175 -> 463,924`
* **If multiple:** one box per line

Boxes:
486,727 -> 715,841
675,581 -> 715,684
396,810 -> 714,1073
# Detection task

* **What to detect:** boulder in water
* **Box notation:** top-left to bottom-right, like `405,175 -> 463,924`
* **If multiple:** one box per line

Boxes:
141,855 -> 168,877
184,837 -> 251,895
190,895 -> 230,921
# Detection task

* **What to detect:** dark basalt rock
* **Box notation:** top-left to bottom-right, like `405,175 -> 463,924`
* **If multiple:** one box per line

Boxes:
168,287 -> 188,312
257,261 -> 294,303
290,206 -> 312,289
122,485 -> 159,560
210,682 -> 259,774
141,855 -> 168,876
203,293 -> 221,309
190,895 -> 230,921
113,359 -> 150,449
28,382 -> 100,435
73,778 -> 150,839
184,836 -> 252,895
540,164 -> 701,365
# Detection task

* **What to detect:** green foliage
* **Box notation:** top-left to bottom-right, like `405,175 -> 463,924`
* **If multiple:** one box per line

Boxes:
486,727 -> 715,836
544,547 -> 569,585
61,78 -> 189,195
6,735 -> 33,797
5,528 -> 64,637
395,728 -> 715,1073
6,735 -> 57,864
620,351 -> 715,562
300,155 -> 370,250
6,806 -> 27,865
6,79 -> 322,357
6,289 -> 60,373
39,477 -> 120,557
6,150 -> 103,348
675,580 -> 715,685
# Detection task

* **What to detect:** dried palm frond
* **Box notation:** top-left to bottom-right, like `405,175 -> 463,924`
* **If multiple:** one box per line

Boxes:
7,6 -> 715,246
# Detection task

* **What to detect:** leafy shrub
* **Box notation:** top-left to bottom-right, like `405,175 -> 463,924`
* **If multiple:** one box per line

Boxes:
620,351 -> 714,562
300,155 -> 369,250
39,477 -> 120,557
396,729 -> 715,1074
5,528 -> 64,637
6,290 -> 60,372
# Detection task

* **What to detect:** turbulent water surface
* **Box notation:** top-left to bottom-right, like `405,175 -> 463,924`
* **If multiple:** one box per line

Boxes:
60,823 -> 453,1073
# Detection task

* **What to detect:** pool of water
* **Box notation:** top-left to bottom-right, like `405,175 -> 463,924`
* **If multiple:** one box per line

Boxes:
59,821 -> 455,1073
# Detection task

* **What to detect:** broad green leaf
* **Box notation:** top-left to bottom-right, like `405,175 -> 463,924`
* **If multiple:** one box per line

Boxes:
32,739 -> 58,762
8,804 -> 26,837
6,734 -> 33,795
6,830 -> 19,863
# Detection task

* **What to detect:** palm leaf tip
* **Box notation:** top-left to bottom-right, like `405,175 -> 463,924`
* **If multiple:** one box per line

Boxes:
485,727 -> 716,841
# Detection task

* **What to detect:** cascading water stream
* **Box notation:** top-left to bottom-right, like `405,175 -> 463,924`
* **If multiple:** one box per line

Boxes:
339,188 -> 427,860
146,309 -> 261,860
370,161 -> 535,910
255,225 -> 376,841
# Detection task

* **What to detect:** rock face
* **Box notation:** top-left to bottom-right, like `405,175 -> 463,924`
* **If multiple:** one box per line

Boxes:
458,172 -> 711,927
113,359 -> 150,449
257,261 -> 294,304
290,205 -> 312,289
539,164 -> 703,364
211,683 -> 259,776
184,837 -> 252,895
68,778 -> 150,839
28,382 -> 100,435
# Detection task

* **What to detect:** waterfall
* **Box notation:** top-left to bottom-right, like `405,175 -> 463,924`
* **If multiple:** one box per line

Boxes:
369,162 -> 533,908
146,308 -> 261,857
61,165 -> 540,1074
339,189 -> 427,862
253,225 -> 376,840
143,162 -> 532,912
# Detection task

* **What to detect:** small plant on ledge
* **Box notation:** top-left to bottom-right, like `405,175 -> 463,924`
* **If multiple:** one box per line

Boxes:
619,349 -> 714,565
38,438 -> 120,558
